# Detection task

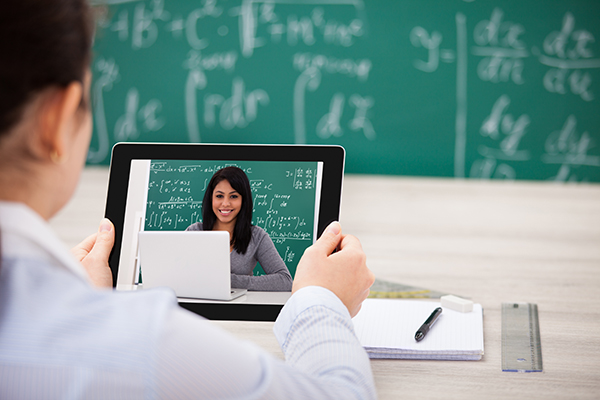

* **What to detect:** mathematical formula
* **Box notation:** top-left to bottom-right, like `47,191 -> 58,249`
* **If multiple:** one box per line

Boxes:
410,7 -> 599,181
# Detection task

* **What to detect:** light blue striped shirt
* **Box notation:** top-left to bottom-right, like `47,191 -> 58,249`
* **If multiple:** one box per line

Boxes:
0,202 -> 375,399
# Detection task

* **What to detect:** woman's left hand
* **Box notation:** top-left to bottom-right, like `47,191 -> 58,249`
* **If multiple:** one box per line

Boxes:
71,218 -> 115,288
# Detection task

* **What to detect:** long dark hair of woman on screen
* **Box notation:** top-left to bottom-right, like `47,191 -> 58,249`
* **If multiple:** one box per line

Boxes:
186,167 -> 292,291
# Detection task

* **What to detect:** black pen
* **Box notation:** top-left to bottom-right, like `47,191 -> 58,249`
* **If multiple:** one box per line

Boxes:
414,307 -> 442,342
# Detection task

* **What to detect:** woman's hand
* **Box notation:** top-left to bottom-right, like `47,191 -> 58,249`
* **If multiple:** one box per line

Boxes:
71,218 -> 115,288
292,221 -> 375,317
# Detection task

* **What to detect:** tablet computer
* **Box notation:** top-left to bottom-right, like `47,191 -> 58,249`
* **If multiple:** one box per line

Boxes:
105,143 -> 345,321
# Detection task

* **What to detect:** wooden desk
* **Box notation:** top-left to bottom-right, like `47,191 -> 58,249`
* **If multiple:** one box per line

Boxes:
52,168 -> 600,399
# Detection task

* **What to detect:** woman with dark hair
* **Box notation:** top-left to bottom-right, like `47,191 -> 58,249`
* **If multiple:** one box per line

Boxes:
0,0 -> 375,398
186,167 -> 292,291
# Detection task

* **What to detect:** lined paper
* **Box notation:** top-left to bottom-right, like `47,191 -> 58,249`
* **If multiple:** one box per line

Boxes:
352,299 -> 484,360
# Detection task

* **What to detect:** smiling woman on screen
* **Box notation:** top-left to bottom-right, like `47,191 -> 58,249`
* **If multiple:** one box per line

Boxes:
186,166 -> 293,291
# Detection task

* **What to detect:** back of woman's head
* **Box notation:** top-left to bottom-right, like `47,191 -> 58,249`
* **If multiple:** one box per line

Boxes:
202,167 -> 254,254
0,0 -> 93,273
0,0 -> 94,137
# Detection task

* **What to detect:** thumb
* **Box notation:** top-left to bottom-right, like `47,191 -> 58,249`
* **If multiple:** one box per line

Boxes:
91,218 -> 115,259
312,221 -> 342,255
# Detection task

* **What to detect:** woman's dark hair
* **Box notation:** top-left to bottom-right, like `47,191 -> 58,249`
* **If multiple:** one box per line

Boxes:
202,167 -> 254,254
0,0 -> 94,137
0,0 -> 94,272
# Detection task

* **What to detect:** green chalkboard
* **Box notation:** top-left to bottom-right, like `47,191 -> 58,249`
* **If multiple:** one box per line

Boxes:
90,0 -> 600,182
144,159 -> 319,277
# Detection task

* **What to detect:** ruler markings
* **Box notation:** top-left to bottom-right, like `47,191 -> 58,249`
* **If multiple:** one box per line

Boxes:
501,302 -> 543,373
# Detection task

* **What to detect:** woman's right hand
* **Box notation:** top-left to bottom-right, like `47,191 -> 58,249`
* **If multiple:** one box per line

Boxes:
292,222 -> 375,317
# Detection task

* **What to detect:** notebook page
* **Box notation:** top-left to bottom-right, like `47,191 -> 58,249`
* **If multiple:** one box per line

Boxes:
352,299 -> 483,355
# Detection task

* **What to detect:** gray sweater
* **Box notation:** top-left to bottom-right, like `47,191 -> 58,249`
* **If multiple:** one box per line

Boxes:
185,223 -> 292,291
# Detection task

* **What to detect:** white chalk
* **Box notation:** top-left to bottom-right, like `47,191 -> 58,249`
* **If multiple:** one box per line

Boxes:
440,295 -> 473,313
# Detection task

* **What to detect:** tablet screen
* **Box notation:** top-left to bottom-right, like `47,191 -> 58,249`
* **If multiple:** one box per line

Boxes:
105,143 -> 345,320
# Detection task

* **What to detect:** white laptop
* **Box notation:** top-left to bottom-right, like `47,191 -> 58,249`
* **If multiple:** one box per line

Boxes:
138,231 -> 247,301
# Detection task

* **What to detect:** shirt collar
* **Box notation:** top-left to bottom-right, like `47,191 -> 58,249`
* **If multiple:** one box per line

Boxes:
0,201 -> 90,283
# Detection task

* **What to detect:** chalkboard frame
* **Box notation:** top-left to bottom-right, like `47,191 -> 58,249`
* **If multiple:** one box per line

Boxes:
105,142 -> 345,320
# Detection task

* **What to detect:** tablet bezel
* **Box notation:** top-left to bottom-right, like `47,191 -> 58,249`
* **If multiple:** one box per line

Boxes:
105,142 -> 345,321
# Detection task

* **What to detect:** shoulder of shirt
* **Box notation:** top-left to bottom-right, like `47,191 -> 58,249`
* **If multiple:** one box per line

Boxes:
250,225 -> 267,236
0,201 -> 89,281
249,225 -> 268,244
186,222 -> 203,231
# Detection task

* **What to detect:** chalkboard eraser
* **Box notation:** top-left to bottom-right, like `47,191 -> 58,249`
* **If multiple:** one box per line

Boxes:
440,295 -> 473,313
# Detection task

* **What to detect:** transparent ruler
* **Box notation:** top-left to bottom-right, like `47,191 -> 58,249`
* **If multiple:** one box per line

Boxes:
501,302 -> 543,372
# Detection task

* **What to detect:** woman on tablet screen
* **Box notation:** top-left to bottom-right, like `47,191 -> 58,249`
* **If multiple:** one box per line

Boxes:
0,0 -> 375,397
186,167 -> 292,291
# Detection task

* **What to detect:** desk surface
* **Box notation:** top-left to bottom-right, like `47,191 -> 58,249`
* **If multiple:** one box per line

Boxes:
52,168 -> 600,399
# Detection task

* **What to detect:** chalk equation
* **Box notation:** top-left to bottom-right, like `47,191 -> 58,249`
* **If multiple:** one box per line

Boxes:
410,7 -> 599,181
146,210 -> 202,230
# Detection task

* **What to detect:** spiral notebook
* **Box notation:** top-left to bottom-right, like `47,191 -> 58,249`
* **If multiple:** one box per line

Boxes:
352,299 -> 484,360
